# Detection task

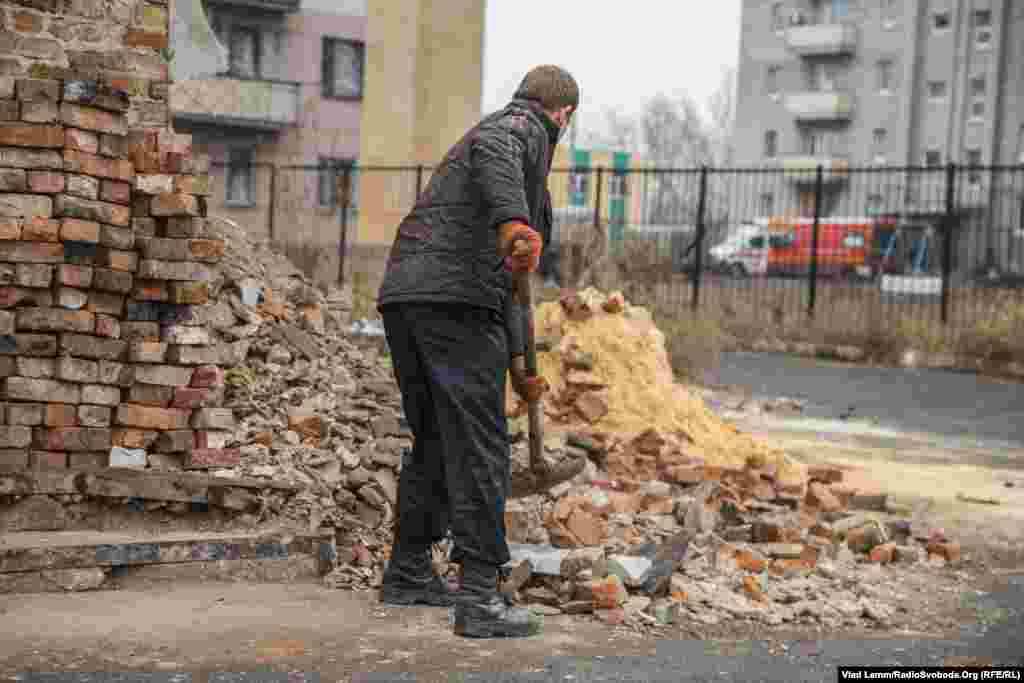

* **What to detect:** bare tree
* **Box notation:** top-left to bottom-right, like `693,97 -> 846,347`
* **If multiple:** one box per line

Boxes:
707,67 -> 737,166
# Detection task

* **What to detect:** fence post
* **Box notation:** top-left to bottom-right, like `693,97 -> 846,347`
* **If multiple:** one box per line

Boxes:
337,163 -> 353,287
691,166 -> 709,312
941,162 -> 956,325
267,164 -> 277,242
807,164 -> 824,319
415,164 -> 424,198
593,167 -> 604,232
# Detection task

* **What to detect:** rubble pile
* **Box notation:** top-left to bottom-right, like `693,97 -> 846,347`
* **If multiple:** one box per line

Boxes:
513,288 -> 805,487
494,463 -> 964,631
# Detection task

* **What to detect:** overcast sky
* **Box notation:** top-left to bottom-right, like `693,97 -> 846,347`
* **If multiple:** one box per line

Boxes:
482,0 -> 743,133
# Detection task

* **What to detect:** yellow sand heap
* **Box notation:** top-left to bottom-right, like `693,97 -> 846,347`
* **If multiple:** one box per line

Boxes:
511,288 -> 804,486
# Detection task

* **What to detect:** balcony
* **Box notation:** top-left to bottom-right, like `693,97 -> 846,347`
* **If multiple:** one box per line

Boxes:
781,156 -> 850,183
784,91 -> 854,122
206,0 -> 300,12
785,22 -> 858,56
170,77 -> 302,132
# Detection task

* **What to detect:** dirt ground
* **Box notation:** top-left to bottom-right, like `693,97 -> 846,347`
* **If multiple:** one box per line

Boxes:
1,391 -> 1022,680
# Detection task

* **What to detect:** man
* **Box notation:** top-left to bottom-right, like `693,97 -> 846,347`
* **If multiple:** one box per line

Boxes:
376,65 -> 578,638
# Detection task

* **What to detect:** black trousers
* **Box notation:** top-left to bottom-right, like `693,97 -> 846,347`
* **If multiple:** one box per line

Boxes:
381,303 -> 512,568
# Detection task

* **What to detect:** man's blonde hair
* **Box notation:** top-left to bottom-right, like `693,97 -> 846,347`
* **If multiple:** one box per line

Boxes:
514,65 -> 579,113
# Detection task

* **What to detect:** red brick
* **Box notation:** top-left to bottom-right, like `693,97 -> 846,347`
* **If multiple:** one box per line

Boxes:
869,542 -> 896,564
55,194 -> 130,227
66,174 -> 99,200
100,180 -> 131,205
128,341 -> 167,363
92,268 -> 132,293
120,321 -> 160,342
186,449 -> 241,469
112,429 -> 157,449
56,264 -> 93,288
0,146 -> 62,170
63,149 -> 134,183
0,193 -> 51,219
85,291 -> 124,316
125,30 -> 169,50
60,103 -> 126,136
20,216 -> 59,241
16,308 -> 94,333
60,218 -> 100,243
190,365 -> 223,388
0,124 -> 63,148
173,387 -> 210,409
14,263 -> 52,287
96,247 -> 137,271
131,280 -> 168,302
26,171 -> 64,193
150,193 -> 199,217
190,408 -> 234,430
95,314 -> 119,338
174,175 -> 211,196
115,404 -> 190,430
0,218 -> 21,240
13,10 -> 44,33
28,451 -> 67,470
65,128 -> 99,154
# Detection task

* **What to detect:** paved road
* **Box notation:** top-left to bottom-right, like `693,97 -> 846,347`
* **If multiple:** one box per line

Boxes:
714,352 -> 1024,448
8,576 -> 1023,682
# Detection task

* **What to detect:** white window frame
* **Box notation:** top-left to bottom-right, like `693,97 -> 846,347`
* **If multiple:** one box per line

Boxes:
225,147 -> 255,207
876,59 -> 894,94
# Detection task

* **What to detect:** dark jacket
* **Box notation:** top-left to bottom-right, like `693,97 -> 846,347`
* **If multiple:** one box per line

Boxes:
377,99 -> 560,354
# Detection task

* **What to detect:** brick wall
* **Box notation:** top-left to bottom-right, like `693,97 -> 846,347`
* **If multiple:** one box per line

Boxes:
0,2 -> 238,473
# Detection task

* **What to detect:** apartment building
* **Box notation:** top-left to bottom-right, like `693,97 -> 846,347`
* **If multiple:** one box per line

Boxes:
168,0 -> 488,287
734,0 -> 1024,237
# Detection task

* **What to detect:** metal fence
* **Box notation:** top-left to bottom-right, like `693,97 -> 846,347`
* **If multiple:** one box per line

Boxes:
205,161 -> 1024,350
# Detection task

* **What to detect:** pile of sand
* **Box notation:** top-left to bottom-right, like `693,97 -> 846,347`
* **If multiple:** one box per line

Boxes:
507,288 -> 805,487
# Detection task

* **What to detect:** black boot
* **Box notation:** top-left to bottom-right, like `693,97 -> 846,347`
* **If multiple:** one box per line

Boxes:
451,560 -> 542,638
379,546 -> 456,607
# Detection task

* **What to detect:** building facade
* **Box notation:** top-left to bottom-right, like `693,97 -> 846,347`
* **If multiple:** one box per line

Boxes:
734,1 -> 1024,221
168,0 -> 488,288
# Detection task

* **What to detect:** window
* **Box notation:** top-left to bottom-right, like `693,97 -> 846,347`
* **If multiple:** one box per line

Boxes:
801,129 -> 826,156
569,168 -> 590,205
927,80 -> 947,99
933,11 -> 951,31
228,27 -> 261,78
322,38 -> 365,99
318,158 -> 358,208
872,128 -> 887,164
971,100 -> 986,118
971,76 -> 987,97
830,0 -> 849,20
876,59 -> 894,92
974,10 -> 993,46
765,66 -> 780,96
966,148 -> 982,184
771,2 -> 785,31
924,150 -> 942,167
226,148 -> 254,206
764,130 -> 778,158
759,193 -> 774,216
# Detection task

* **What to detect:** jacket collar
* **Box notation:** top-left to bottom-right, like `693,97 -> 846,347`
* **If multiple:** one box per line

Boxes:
508,98 -> 562,147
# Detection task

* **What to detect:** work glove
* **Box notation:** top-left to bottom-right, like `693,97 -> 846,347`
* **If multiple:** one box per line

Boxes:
499,221 -> 543,274
510,356 -> 549,403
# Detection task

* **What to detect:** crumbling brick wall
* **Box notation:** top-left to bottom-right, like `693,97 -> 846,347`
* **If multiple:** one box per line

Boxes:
0,1 -> 238,473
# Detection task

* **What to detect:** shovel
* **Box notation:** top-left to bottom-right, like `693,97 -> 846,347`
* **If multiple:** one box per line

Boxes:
509,244 -> 585,499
